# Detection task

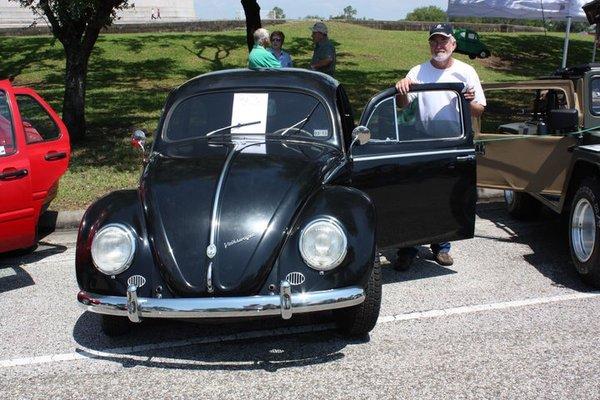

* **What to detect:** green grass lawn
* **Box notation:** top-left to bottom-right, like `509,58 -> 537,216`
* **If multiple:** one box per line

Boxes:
0,21 -> 595,210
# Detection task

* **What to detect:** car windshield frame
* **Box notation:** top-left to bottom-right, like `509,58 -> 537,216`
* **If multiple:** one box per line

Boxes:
160,88 -> 338,145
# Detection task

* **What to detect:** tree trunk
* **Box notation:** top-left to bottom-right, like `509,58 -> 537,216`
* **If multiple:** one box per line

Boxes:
241,0 -> 261,52
62,49 -> 88,142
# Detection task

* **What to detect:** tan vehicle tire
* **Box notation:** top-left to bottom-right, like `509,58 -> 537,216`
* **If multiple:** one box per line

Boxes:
569,179 -> 600,287
334,259 -> 382,337
504,190 -> 541,219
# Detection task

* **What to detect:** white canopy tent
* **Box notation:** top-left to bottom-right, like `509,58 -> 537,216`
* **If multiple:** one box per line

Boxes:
447,0 -> 591,67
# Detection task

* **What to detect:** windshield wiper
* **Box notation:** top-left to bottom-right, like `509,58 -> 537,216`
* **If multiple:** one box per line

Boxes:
279,102 -> 320,136
205,120 -> 262,137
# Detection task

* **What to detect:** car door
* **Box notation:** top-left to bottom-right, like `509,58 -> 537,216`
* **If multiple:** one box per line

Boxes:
0,81 -> 35,252
476,80 -> 578,196
351,83 -> 476,250
12,88 -> 70,211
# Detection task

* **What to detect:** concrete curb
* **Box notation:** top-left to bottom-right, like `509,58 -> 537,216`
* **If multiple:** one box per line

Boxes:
42,188 -> 505,231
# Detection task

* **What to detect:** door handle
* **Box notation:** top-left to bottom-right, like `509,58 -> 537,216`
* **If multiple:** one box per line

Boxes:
44,151 -> 67,161
456,154 -> 476,162
0,168 -> 28,180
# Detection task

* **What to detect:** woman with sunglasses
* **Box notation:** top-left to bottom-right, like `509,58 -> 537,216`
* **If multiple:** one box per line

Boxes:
269,31 -> 293,68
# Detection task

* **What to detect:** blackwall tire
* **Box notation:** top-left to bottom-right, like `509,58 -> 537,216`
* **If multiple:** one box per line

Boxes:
101,315 -> 133,336
569,179 -> 600,287
480,50 -> 490,58
504,190 -> 541,219
334,260 -> 382,337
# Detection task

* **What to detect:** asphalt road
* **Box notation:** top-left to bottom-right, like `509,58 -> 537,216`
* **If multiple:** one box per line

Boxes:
1,203 -> 599,399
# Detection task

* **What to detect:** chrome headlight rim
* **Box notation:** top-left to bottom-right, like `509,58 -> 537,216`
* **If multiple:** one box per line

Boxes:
299,217 -> 348,271
91,223 -> 137,276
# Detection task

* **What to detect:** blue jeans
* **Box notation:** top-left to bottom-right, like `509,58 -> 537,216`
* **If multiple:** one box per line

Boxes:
430,242 -> 451,254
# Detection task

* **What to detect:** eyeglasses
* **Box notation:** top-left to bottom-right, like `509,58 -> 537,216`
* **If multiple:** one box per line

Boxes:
429,38 -> 451,46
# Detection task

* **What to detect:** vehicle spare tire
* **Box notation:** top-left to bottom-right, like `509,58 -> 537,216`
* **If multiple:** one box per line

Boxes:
334,258 -> 382,337
504,190 -> 541,219
569,179 -> 600,287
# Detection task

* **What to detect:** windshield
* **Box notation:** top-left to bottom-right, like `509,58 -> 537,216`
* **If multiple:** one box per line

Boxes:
165,91 -> 333,141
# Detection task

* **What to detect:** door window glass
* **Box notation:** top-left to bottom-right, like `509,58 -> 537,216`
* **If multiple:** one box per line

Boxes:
365,97 -> 397,141
0,91 -> 15,156
366,90 -> 463,143
397,90 -> 463,140
16,94 -> 60,144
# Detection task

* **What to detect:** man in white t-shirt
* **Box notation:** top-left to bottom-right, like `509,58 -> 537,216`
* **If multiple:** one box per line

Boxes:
393,22 -> 486,270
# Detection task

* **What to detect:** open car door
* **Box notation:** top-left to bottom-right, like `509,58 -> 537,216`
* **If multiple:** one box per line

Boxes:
0,81 -> 35,252
350,83 -> 476,250
476,80 -> 579,198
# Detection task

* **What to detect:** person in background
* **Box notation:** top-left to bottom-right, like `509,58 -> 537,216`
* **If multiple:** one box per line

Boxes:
269,31 -> 293,68
309,22 -> 336,76
248,28 -> 282,69
393,22 -> 486,270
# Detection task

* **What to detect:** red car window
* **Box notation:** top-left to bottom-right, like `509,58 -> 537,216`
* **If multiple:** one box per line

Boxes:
0,91 -> 15,156
15,94 -> 60,144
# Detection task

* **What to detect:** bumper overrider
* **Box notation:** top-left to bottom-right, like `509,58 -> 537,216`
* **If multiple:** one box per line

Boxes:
77,280 -> 365,323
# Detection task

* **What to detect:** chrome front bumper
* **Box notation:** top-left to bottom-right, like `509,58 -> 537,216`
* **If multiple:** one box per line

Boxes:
77,280 -> 365,323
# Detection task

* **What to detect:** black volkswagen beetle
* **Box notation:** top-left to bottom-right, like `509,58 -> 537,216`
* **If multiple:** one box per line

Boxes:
76,69 -> 477,337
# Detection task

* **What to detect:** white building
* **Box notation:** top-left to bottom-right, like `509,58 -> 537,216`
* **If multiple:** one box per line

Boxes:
0,0 -> 197,28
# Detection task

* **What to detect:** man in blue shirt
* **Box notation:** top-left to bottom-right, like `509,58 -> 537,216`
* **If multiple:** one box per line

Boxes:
248,28 -> 282,69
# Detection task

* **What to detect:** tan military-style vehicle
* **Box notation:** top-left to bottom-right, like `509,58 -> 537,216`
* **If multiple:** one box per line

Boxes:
476,64 -> 600,287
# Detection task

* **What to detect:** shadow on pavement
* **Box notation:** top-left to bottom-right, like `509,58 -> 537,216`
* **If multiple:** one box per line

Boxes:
71,311 -> 364,371
380,247 -> 457,284
475,203 -> 591,292
0,264 -> 34,294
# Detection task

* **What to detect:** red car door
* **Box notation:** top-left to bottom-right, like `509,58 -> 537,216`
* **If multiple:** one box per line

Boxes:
0,81 -> 35,252
12,88 -> 70,212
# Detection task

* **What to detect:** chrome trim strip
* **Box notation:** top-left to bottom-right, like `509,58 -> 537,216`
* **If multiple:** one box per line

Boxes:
208,143 -> 241,255
77,285 -> 365,320
353,148 -> 475,162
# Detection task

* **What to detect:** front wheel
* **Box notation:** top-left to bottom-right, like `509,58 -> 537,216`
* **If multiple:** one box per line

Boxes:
569,179 -> 600,287
334,260 -> 382,337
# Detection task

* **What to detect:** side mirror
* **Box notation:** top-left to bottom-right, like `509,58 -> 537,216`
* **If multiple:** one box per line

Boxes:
351,125 -> 371,146
131,129 -> 147,153
547,109 -> 578,134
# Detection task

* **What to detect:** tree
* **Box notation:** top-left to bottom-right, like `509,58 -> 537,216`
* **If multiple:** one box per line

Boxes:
241,0 -> 261,52
342,5 -> 357,20
271,6 -> 285,19
405,6 -> 446,22
12,0 -> 131,142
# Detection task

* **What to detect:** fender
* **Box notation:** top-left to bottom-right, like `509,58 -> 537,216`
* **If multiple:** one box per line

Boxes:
75,190 -> 163,298
262,185 -> 376,294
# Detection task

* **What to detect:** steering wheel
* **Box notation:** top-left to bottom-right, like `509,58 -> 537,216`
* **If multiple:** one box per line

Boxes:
274,127 -> 313,138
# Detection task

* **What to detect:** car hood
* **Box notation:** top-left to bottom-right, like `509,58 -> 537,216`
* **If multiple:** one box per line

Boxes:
142,139 -> 341,297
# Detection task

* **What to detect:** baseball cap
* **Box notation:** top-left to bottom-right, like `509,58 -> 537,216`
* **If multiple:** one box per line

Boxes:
310,22 -> 328,35
429,23 -> 453,39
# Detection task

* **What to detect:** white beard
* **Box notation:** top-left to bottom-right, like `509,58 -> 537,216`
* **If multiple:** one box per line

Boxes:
432,52 -> 451,63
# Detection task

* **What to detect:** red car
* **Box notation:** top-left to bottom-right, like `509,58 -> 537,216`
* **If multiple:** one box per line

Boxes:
0,79 -> 70,253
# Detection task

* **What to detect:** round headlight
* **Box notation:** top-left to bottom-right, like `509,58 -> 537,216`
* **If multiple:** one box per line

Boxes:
91,223 -> 136,275
299,218 -> 347,271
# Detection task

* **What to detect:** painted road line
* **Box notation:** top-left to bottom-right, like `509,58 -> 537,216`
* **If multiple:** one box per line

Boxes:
1,291 -> 598,368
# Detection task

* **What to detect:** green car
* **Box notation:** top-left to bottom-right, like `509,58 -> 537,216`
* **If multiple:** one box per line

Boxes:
453,28 -> 491,59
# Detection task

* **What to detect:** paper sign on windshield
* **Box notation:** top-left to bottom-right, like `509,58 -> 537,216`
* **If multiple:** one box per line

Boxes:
231,93 -> 268,134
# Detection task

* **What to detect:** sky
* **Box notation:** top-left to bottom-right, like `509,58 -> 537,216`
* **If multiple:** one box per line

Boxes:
195,0 -> 449,20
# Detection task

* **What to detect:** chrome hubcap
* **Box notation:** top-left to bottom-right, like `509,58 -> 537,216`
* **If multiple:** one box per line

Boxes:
571,198 -> 596,262
504,189 -> 514,205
